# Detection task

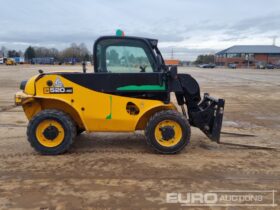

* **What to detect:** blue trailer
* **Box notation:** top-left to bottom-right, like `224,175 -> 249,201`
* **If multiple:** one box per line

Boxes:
14,57 -> 25,64
32,57 -> 54,64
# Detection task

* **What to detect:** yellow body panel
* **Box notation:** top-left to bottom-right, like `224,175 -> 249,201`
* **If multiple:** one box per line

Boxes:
25,75 -> 38,95
17,74 -> 176,132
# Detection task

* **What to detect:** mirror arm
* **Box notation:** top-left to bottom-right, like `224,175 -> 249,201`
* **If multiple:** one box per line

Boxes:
82,61 -> 87,73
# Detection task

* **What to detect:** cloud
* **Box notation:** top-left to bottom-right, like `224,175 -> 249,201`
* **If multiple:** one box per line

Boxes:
0,0 -> 280,60
228,14 -> 280,33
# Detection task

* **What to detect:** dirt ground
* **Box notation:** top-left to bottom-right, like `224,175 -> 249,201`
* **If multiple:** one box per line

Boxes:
0,65 -> 279,210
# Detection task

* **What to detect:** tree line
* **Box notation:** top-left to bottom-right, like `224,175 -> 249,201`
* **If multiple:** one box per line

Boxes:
1,44 -> 215,65
194,54 -> 215,64
1,43 -> 91,63
106,49 -> 149,66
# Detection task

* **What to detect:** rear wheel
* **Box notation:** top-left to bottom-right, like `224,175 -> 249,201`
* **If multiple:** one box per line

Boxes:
145,110 -> 191,154
27,109 -> 76,155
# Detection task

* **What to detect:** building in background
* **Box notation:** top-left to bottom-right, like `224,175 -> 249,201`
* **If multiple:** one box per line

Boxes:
215,45 -> 280,68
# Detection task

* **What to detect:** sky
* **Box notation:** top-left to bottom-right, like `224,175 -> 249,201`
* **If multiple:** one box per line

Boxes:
0,0 -> 280,60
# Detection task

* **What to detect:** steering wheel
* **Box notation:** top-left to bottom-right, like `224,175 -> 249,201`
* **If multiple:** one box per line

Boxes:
139,65 -> 147,72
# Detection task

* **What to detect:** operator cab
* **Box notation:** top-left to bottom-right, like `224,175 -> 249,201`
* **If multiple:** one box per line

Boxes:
62,36 -> 169,102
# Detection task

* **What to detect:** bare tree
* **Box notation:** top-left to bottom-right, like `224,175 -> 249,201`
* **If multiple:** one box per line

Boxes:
60,43 -> 90,62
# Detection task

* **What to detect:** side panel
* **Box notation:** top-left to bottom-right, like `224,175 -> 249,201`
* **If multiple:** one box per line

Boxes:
34,75 -> 176,132
19,97 -> 84,129
60,73 -> 166,93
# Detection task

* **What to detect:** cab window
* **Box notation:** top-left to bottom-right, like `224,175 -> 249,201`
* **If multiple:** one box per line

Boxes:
96,39 -> 156,73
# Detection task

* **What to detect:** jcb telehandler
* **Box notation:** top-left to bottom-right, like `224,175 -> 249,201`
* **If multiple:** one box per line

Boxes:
15,36 -> 225,155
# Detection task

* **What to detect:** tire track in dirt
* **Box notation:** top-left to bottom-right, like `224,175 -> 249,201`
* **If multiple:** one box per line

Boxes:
0,124 -> 26,127
0,105 -> 17,112
1,150 -> 279,178
0,149 -> 152,159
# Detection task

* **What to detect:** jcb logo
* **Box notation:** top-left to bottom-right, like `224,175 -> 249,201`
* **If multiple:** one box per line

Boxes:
43,87 -> 50,94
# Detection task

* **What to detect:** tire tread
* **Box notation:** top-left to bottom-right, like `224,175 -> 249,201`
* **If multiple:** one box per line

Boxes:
27,109 -> 76,155
145,110 -> 191,154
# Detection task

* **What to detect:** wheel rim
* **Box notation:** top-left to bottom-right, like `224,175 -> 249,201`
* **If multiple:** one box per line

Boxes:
154,120 -> 182,147
35,119 -> 65,147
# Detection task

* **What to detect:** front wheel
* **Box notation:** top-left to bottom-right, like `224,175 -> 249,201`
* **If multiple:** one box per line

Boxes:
145,110 -> 191,154
27,109 -> 76,155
